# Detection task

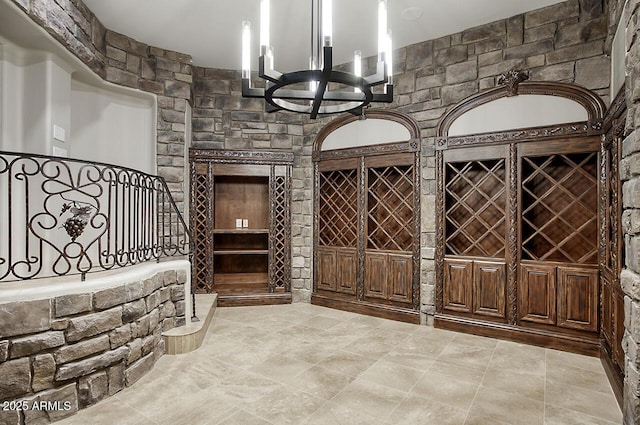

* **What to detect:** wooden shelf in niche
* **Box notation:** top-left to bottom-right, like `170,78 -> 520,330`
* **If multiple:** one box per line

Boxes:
214,233 -> 268,251
213,250 -> 268,255
213,253 -> 268,267
212,229 -> 269,234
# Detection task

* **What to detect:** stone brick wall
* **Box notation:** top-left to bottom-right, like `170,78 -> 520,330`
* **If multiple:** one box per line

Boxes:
9,0 -> 193,215
0,269 -> 186,425
618,0 -> 640,422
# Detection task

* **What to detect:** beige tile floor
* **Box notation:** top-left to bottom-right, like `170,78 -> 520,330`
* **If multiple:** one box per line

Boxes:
58,303 -> 622,425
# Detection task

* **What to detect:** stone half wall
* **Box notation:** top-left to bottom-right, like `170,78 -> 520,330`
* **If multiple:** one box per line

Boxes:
0,269 -> 187,425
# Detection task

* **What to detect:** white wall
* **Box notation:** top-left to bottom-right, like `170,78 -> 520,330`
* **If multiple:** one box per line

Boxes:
1,42 -> 26,152
1,39 -> 156,173
448,95 -> 588,137
70,80 -> 156,174
321,118 -> 411,151
1,41 -> 73,156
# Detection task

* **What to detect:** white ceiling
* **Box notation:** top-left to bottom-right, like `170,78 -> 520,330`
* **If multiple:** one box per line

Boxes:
83,0 -> 565,72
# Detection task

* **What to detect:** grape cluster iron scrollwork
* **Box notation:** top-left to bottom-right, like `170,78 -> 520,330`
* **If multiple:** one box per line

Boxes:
60,199 -> 94,242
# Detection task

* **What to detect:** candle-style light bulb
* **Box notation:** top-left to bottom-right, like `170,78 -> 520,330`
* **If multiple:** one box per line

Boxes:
354,50 -> 362,93
242,20 -> 251,80
386,31 -> 393,86
260,0 -> 270,55
309,56 -> 318,94
378,0 -> 387,61
322,0 -> 333,47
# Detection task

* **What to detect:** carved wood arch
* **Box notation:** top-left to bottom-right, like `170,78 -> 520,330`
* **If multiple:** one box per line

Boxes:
312,109 -> 422,323
312,109 -> 421,158
436,76 -> 606,149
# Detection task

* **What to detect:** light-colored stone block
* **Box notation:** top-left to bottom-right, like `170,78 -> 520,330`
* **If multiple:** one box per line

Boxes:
0,300 -> 51,338
55,335 -> 110,364
10,331 -> 65,359
0,358 -> 31,399
55,346 -> 128,381
66,307 -> 123,343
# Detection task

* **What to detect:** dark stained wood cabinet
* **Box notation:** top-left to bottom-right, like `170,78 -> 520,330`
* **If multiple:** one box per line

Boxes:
189,149 -> 293,306
441,145 -> 510,324
443,259 -> 473,314
473,261 -> 506,319
388,253 -> 413,303
312,137 -> 421,323
442,258 -> 507,320
438,136 -> 601,353
519,263 -> 556,325
336,248 -> 358,295
364,252 -> 388,300
317,247 -> 337,292
557,266 -> 598,332
317,246 -> 358,295
434,78 -> 609,357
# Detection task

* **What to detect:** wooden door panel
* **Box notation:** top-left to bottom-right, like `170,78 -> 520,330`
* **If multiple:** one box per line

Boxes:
443,259 -> 473,313
388,254 -> 412,304
336,248 -> 357,296
473,261 -> 506,319
601,277 -> 613,346
365,253 -> 388,299
519,264 -> 556,325
317,247 -> 337,292
557,267 -> 598,333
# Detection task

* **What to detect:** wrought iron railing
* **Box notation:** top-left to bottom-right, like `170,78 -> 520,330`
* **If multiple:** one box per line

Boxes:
0,151 -> 192,282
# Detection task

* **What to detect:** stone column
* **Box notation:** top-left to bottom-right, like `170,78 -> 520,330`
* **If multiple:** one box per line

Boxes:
621,0 -> 640,423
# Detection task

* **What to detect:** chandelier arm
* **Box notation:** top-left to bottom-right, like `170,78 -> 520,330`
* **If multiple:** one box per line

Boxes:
363,61 -> 388,87
371,87 -> 393,102
310,46 -> 334,119
259,56 -> 282,83
241,79 -> 265,97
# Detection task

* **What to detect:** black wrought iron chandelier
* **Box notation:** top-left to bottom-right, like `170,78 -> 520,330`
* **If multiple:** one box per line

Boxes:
241,0 -> 394,119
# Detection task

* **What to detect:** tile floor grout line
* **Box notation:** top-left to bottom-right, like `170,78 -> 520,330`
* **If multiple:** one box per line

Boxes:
543,347 -> 547,425
461,338 -> 498,425
383,357 -> 430,422
210,406 -> 246,425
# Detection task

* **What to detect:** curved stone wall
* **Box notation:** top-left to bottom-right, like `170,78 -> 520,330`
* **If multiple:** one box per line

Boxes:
0,263 -> 188,425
